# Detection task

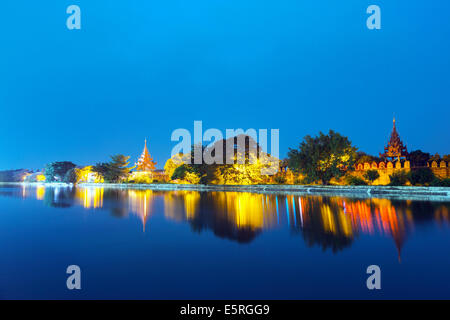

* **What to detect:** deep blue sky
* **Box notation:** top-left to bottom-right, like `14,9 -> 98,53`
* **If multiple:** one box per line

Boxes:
1,1 -> 449,170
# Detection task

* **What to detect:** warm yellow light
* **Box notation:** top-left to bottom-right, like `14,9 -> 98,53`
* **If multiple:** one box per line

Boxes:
75,187 -> 104,208
36,186 -> 45,200
128,171 -> 152,184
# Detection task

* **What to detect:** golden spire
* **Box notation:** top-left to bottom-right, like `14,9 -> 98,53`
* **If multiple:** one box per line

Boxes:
380,117 -> 408,161
136,139 -> 157,172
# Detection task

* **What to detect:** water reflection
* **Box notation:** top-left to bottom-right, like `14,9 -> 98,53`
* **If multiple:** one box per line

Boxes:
75,187 -> 104,209
128,190 -> 154,231
8,185 -> 450,257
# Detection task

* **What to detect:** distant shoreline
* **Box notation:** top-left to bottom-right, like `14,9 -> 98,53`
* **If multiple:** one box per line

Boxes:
2,182 -> 450,201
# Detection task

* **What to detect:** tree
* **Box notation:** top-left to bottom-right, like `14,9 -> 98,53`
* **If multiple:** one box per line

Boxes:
408,168 -> 435,186
389,171 -> 409,186
429,153 -> 441,162
171,144 -> 215,184
171,164 -> 189,180
92,155 -> 130,183
218,162 -> 265,185
43,161 -> 76,182
408,150 -> 430,167
287,130 -> 357,185
171,164 -> 201,184
363,170 -> 380,184
92,162 -> 109,179
274,175 -> 287,184
63,168 -> 78,183
165,137 -> 279,185
164,153 -> 192,181
355,152 -> 380,165
0,169 -> 32,182
430,178 -> 450,187
164,157 -> 180,180
105,155 -> 130,183
345,175 -> 368,186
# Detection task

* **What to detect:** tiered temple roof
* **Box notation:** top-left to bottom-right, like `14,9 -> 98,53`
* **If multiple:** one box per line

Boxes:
136,139 -> 157,172
380,118 -> 408,161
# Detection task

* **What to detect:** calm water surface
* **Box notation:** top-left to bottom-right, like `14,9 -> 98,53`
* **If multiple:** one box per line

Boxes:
0,184 -> 449,299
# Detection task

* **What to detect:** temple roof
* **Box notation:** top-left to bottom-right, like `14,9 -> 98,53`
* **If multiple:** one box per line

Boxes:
136,139 -> 157,172
380,118 -> 408,160
389,118 -> 401,145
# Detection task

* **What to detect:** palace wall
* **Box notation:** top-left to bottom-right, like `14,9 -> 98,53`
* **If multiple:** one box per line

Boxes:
428,161 -> 450,179
355,160 -> 449,185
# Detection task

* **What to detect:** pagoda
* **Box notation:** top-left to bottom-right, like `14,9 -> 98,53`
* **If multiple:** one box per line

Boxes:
136,139 -> 157,172
380,118 -> 408,162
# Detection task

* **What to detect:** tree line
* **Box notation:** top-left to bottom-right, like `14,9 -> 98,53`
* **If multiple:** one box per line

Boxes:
24,130 -> 450,187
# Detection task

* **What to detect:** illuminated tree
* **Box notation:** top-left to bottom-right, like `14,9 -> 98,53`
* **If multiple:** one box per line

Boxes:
389,171 -> 409,186
220,158 -> 260,185
72,166 -> 103,183
288,130 -> 357,185
164,153 -> 190,180
164,136 -> 279,185
345,175 -> 368,186
364,170 -> 380,184
171,164 -> 201,184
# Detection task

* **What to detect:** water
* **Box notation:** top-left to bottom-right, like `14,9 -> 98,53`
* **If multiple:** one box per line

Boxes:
0,184 -> 449,299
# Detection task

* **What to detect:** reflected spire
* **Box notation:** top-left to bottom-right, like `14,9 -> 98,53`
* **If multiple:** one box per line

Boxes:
393,231 -> 405,263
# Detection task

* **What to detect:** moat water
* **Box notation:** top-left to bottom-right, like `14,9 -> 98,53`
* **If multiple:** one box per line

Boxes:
0,184 -> 449,299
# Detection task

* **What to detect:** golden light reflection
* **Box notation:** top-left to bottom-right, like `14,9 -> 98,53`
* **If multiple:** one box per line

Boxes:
160,191 -> 421,253
36,186 -> 45,200
184,191 -> 200,220
321,204 -> 336,234
216,192 -> 279,230
231,193 -> 264,228
435,205 -> 450,225
164,191 -> 201,222
75,187 -> 104,209
20,184 -> 449,255
128,190 -> 155,231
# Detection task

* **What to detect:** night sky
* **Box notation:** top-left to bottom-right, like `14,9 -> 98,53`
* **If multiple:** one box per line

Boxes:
1,1 -> 449,170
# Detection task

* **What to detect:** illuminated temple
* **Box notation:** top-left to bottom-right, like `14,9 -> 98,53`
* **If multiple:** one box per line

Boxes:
354,118 -> 448,183
380,118 -> 408,162
136,139 -> 157,173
